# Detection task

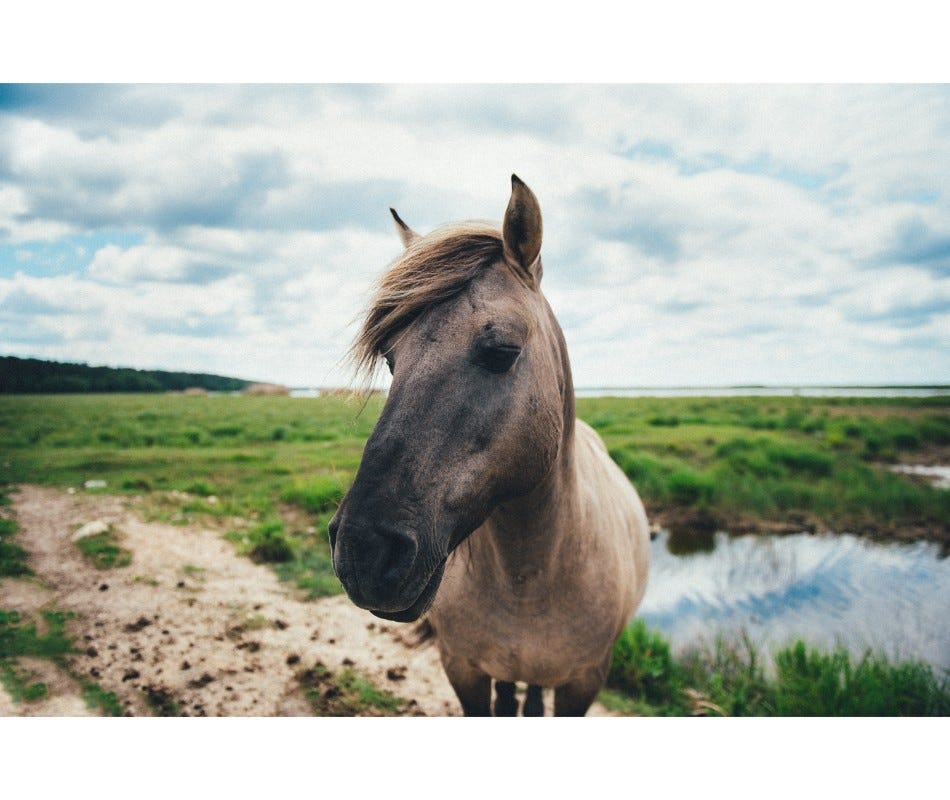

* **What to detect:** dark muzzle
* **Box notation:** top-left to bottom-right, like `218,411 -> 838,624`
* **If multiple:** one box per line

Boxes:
329,508 -> 444,621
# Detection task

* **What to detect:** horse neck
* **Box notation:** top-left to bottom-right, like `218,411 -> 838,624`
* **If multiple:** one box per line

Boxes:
475,302 -> 579,577
480,439 -> 578,574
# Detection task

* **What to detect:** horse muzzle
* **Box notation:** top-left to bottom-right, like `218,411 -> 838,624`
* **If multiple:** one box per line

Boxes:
328,511 -> 445,622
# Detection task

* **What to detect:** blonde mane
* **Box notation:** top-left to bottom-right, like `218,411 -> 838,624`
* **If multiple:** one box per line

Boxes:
351,222 -> 505,379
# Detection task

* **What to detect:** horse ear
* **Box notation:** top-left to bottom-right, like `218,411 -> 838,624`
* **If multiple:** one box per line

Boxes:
502,174 -> 543,285
390,208 -> 418,248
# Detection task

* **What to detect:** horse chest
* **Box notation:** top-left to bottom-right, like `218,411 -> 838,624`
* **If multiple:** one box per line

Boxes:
431,564 -> 619,686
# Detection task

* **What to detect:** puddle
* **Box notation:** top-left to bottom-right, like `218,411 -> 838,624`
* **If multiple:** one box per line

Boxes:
637,528 -> 950,670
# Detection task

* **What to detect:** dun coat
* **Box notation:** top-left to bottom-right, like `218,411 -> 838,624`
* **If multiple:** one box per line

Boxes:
329,176 -> 650,715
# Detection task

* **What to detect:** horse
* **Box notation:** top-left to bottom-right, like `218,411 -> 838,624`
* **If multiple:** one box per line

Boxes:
328,175 -> 651,716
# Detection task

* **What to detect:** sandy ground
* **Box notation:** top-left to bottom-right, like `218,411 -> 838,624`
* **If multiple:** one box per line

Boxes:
0,485 -> 610,717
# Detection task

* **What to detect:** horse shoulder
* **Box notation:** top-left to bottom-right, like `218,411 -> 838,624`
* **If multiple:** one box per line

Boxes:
573,419 -> 651,616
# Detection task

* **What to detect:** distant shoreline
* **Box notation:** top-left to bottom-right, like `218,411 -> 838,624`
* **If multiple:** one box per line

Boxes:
289,385 -> 950,399
573,386 -> 950,399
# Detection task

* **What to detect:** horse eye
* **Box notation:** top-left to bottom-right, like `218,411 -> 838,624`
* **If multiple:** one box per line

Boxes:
476,344 -> 522,374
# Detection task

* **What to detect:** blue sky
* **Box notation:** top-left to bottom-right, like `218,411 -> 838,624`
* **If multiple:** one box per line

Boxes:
1,83 -> 948,387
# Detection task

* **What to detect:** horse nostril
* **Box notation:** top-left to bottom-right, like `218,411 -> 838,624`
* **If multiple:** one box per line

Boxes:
372,525 -> 417,592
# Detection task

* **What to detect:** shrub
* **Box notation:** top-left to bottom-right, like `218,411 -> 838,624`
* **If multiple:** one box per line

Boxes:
211,425 -> 244,438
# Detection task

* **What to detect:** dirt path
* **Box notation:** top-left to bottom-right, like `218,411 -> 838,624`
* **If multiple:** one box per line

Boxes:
1,485 -> 461,716
1,486 -> 611,717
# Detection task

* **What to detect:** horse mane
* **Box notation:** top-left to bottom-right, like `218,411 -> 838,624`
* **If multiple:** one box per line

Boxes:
351,222 -> 505,380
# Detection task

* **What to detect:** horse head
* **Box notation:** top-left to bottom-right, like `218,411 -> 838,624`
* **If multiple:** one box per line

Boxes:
328,176 -> 574,621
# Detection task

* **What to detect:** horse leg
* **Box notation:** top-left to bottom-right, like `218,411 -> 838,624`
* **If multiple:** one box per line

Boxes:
440,653 -> 492,716
553,656 -> 611,717
493,681 -> 519,716
523,684 -> 544,716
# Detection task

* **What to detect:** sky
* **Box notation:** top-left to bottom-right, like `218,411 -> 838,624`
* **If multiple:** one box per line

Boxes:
1,83 -> 948,388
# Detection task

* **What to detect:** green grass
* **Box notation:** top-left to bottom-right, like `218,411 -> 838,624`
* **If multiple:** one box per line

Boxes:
586,395 -> 950,535
0,608 -> 79,707
1,517 -> 32,578
296,661 -> 408,716
82,680 -> 124,716
0,394 -> 378,597
0,609 -> 76,660
0,661 -> 49,703
280,475 -> 345,514
771,640 -> 949,716
0,392 -> 946,607
604,620 -> 950,716
75,530 -> 133,569
0,488 -> 33,577
1,394 -> 946,716
274,547 -> 340,598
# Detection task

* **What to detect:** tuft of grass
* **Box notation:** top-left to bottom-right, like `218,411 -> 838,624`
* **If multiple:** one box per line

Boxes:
0,609 -> 76,660
75,530 -> 132,569
181,564 -> 206,578
82,680 -> 124,716
0,662 -> 49,703
608,620 -> 677,704
667,467 -> 716,506
1,516 -> 33,577
0,608 -> 81,706
280,475 -> 345,515
0,488 -> 33,577
296,662 -> 407,716
247,521 -> 295,564
274,546 -> 340,599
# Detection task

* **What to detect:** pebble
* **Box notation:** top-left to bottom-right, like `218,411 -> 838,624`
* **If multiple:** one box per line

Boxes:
72,519 -> 110,541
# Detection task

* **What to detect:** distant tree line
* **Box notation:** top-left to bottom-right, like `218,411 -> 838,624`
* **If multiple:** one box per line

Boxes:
0,356 -> 252,394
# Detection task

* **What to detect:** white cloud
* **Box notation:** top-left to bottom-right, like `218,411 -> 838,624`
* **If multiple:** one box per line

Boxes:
1,84 -> 948,387
88,243 -> 196,283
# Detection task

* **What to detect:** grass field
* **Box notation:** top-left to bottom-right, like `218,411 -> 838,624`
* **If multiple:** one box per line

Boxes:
2,392 -> 948,715
0,393 -> 376,598
2,391 -> 947,603
587,394 -> 950,539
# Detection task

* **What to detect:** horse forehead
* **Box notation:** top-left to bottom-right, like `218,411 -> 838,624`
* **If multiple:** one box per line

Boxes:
414,268 -> 532,341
